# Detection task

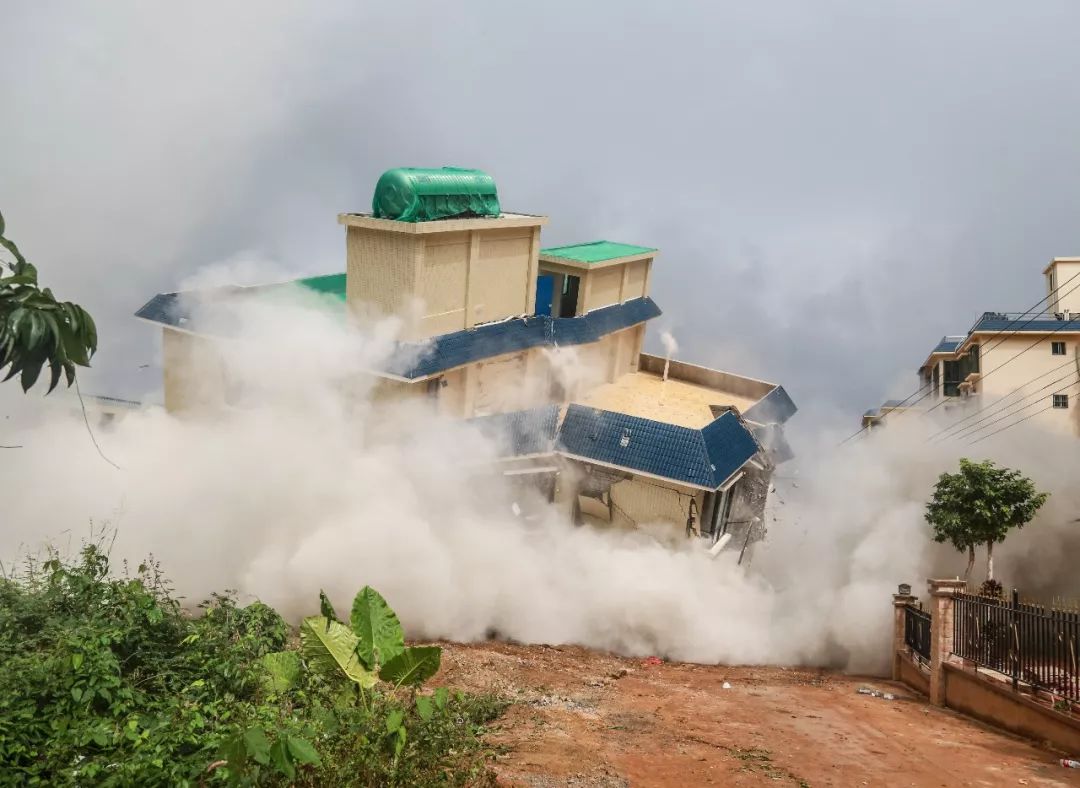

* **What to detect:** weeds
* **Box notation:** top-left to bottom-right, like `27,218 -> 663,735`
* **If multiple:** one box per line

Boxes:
0,541 -> 505,786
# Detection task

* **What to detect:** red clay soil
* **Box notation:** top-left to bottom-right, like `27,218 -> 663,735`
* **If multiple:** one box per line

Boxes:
435,641 -> 1080,788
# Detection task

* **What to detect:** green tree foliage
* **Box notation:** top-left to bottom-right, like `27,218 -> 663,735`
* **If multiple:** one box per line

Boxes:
0,210 -> 97,392
925,458 -> 1049,583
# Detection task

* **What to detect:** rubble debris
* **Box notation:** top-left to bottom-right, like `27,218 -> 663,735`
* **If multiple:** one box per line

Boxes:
1062,758 -> 1080,769
722,681 -> 732,689
857,687 -> 896,700
642,657 -> 663,667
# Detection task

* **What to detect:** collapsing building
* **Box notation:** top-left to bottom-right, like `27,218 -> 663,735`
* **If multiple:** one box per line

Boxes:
136,168 -> 796,556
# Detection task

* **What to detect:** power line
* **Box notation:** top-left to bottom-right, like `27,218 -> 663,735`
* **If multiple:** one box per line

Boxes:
953,370 -> 1077,443
967,382 -> 1078,446
928,357 -> 1077,443
837,268 -> 1080,446
918,271 -> 1080,421
921,307 -> 1080,422
964,378 -> 1078,445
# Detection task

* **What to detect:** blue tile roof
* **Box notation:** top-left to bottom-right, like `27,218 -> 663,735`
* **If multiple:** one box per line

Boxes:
971,313 -> 1080,333
933,338 -> 961,353
557,405 -> 760,489
742,385 -> 797,425
387,298 -> 661,378
135,285 -> 661,380
468,405 -> 560,457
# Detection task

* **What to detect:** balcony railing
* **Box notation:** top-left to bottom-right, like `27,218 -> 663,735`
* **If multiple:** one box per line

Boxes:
969,311 -> 1080,334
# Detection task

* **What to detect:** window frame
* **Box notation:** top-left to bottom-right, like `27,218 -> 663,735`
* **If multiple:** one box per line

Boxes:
1051,341 -> 1067,356
1053,393 -> 1069,409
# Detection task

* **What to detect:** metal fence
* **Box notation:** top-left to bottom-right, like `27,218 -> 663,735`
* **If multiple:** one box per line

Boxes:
904,603 -> 932,663
953,590 -> 1080,704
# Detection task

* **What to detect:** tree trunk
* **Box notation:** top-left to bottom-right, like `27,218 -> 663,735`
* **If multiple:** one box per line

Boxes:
986,540 -> 994,582
964,545 -> 976,581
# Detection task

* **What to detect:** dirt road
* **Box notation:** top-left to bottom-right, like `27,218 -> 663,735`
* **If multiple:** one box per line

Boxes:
437,641 -> 1080,788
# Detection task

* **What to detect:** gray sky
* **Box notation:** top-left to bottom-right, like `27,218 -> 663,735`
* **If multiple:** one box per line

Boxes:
5,0 -> 1080,425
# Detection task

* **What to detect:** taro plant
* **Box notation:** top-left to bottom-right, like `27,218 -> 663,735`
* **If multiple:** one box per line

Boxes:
260,586 -> 443,767
290,585 -> 442,694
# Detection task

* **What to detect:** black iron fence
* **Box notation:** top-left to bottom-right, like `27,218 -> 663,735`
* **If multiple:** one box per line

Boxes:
953,590 -> 1080,704
904,603 -> 932,663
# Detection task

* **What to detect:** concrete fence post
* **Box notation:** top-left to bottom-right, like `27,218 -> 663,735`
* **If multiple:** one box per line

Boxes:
891,586 -> 917,681
928,578 -> 967,706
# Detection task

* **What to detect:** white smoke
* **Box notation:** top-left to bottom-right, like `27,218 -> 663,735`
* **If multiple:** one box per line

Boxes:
659,329 -> 679,359
2,288 -> 1078,675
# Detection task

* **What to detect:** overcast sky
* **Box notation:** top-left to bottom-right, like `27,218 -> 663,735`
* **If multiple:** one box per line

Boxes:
4,1 -> 1080,426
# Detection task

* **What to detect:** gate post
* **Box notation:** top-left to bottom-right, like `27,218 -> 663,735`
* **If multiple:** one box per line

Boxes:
928,578 -> 966,706
892,584 -> 917,681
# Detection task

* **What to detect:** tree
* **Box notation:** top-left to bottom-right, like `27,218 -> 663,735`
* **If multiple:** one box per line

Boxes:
925,458 -> 1049,583
0,210 -> 97,393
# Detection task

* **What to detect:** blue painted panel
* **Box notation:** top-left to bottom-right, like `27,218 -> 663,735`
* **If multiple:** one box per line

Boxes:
535,275 -> 554,316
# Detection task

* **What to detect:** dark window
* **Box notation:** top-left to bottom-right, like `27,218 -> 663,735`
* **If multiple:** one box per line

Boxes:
1053,394 -> 1069,409
942,360 -> 962,397
1052,341 -> 1067,356
957,345 -> 980,380
559,275 -> 581,318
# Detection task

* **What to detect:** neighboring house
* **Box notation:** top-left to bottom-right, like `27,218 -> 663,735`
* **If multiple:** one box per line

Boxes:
865,256 -> 1080,436
860,399 -> 914,432
53,393 -> 143,429
136,167 -> 797,552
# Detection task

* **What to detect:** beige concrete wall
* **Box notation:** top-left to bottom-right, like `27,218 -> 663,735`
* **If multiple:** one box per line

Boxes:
420,231 -> 469,336
624,259 -> 649,300
638,354 -> 776,404
470,227 -> 533,326
471,352 -> 527,416
162,328 -> 226,414
1048,259 -> 1080,314
974,334 -> 1080,436
942,663 -> 1080,754
608,477 -> 705,539
585,266 -> 623,312
348,223 -> 540,340
346,227 -> 421,325
435,368 -> 467,418
897,653 -> 931,696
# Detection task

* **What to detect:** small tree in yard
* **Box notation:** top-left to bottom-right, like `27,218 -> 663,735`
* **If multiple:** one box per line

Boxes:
0,210 -> 97,392
925,458 -> 1049,583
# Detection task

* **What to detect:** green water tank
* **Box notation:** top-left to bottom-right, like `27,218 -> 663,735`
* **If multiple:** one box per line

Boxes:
371,167 -> 501,222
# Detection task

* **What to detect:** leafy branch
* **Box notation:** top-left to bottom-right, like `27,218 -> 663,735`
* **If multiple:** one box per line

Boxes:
0,210 -> 98,393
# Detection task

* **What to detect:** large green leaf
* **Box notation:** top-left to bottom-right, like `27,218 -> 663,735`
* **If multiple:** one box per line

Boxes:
285,735 -> 321,766
299,616 -> 377,689
378,646 -> 442,687
259,650 -> 302,693
351,586 -> 405,670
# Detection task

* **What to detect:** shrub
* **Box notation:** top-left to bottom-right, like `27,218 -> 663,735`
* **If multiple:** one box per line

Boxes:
0,543 -> 504,786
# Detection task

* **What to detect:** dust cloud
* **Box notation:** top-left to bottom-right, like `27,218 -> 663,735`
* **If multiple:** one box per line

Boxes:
2,290 -> 1078,676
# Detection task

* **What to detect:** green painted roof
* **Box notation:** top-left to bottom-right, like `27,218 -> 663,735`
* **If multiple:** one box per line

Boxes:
540,240 -> 657,264
294,273 -> 346,299
256,273 -> 346,302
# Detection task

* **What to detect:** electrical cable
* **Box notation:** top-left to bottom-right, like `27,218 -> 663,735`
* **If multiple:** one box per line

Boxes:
929,358 -> 1077,443
964,377 -> 1079,445
836,268 -> 1080,445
